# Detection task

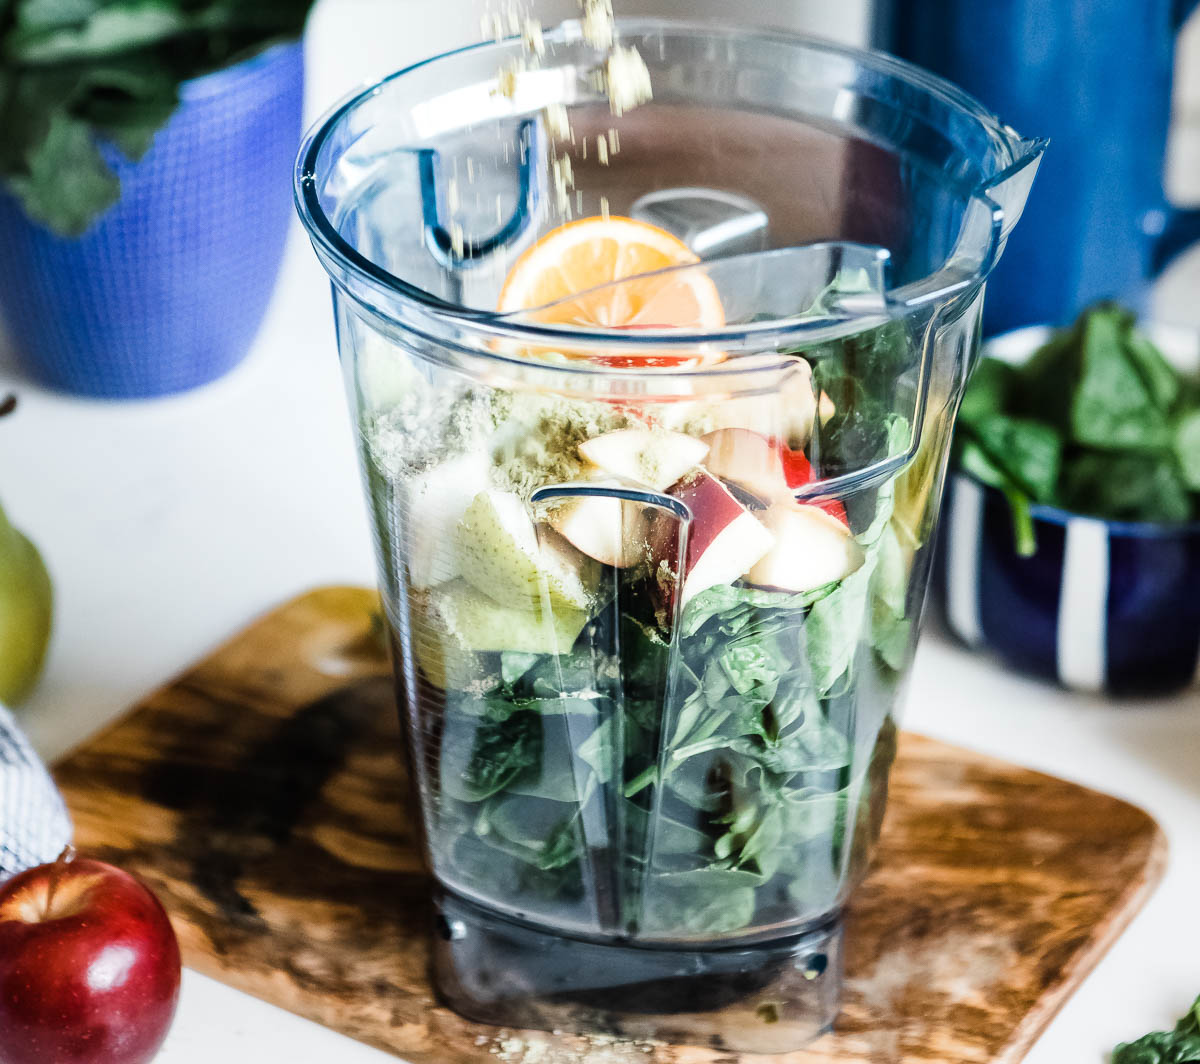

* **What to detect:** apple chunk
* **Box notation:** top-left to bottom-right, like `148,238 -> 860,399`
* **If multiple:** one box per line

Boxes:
578,428 -> 708,491
658,469 -> 774,604
703,357 -> 821,449
545,485 -> 650,569
701,427 -> 817,501
747,502 -> 864,593
404,451 -> 491,588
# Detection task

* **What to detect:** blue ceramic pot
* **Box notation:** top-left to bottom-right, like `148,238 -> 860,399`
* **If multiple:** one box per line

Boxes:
939,326 -> 1200,695
0,41 -> 304,399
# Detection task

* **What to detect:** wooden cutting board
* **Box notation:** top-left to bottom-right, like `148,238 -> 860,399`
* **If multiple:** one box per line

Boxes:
52,587 -> 1166,1064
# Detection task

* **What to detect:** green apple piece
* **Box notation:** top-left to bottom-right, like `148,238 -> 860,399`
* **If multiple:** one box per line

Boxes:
405,452 -> 492,589
0,504 -> 53,705
411,579 -> 589,689
420,579 -> 588,654
456,489 -> 598,611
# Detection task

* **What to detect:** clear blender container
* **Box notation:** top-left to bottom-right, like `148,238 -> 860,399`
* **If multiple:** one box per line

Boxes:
295,21 -> 1042,1052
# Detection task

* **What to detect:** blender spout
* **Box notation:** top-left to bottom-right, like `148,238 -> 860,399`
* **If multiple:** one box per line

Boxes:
982,134 -> 1049,240
893,132 -> 1047,310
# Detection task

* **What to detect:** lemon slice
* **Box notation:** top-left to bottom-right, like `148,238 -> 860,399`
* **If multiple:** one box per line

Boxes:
497,216 -> 724,365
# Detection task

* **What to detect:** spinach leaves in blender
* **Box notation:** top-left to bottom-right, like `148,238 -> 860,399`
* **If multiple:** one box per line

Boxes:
434,326 -> 917,937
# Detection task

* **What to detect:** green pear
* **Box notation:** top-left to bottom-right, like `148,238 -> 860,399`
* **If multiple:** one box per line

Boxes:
0,503 -> 52,705
455,490 -> 599,611
411,579 -> 589,689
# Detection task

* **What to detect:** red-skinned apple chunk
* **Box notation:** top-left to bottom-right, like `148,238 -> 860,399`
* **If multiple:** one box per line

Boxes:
748,502 -> 864,593
659,469 -> 774,604
545,484 -> 650,568
698,357 -> 822,448
701,427 -> 816,500
0,852 -> 181,1064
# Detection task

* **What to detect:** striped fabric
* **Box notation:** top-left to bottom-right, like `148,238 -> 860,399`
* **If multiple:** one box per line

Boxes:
0,704 -> 72,880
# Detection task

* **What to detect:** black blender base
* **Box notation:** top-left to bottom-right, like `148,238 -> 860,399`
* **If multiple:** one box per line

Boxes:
431,892 -> 844,1053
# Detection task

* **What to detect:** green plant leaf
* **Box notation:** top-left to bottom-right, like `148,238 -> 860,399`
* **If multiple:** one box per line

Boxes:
962,413 -> 1061,502
1071,307 -> 1172,452
0,0 -> 316,230
869,525 -> 912,668
71,61 -> 178,159
577,716 -> 616,784
8,110 -> 119,234
1125,328 -> 1181,412
959,357 -> 1017,426
14,0 -> 102,34
442,710 -> 542,803
1059,451 -> 1192,523
1014,323 -> 1080,430
1174,409 -> 1200,492
8,3 -> 191,63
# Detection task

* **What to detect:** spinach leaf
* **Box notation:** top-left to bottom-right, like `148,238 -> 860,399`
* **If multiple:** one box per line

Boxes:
1059,452 -> 1192,523
641,878 -> 756,936
1174,409 -> 1200,492
805,552 -> 878,697
501,651 -> 540,686
1113,994 -> 1200,1064
1071,307 -> 1171,452
481,794 -> 581,869
810,318 -> 916,484
957,438 -> 1038,556
1126,328 -> 1181,412
870,525 -> 912,671
779,785 -> 845,844
457,712 -> 542,802
578,716 -> 616,784
681,582 -> 832,638
958,356 -> 1017,424
956,303 -> 1200,542
961,413 -> 1061,502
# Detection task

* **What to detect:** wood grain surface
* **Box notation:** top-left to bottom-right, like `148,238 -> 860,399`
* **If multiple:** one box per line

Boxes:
52,587 -> 1166,1064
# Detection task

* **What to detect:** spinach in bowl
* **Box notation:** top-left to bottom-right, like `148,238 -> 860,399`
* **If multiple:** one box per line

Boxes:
955,303 -> 1200,554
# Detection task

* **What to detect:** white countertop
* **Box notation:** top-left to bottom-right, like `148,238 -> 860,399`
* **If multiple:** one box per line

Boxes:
3,3 -> 1200,1060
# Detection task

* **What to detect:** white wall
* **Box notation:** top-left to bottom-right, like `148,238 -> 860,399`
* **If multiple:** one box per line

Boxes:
305,0 -> 872,113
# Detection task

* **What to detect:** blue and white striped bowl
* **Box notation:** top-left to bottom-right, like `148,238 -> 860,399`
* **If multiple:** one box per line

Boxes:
940,325 -> 1200,696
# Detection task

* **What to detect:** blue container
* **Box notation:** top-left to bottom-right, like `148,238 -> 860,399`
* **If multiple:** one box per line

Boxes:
942,474 -> 1200,695
0,42 -> 304,399
888,0 -> 1200,335
939,327 -> 1200,695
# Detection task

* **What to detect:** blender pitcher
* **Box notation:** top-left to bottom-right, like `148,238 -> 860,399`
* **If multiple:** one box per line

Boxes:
295,21 -> 1042,1052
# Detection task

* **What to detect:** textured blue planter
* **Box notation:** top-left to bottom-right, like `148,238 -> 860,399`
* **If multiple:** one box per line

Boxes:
0,41 -> 304,399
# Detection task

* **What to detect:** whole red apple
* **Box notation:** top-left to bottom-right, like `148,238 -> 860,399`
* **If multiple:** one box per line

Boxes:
0,851 -> 181,1064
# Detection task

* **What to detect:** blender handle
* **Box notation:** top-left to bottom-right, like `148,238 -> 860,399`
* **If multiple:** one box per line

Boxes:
529,481 -> 692,637
1150,0 -> 1200,273
418,119 -> 542,267
1151,208 -> 1200,275
1142,2 -> 1200,274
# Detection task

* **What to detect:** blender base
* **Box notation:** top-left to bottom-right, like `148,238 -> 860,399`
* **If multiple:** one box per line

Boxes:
432,891 -> 843,1053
